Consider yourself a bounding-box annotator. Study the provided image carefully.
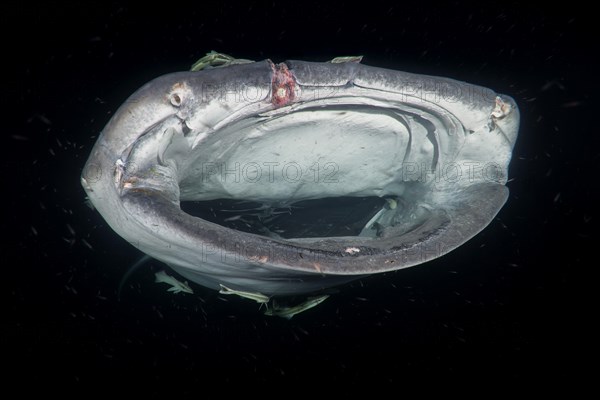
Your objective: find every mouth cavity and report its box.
[169,100,441,243]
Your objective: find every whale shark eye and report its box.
[170,92,182,107]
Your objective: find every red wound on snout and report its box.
[271,62,296,107]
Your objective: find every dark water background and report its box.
[3,1,594,393]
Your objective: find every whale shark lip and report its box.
[82,58,519,296]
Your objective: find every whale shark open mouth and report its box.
[81,56,519,297]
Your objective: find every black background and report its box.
[3,1,595,393]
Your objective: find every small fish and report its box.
[190,51,254,72]
[264,295,330,319]
[155,270,193,294]
[218,284,270,303]
[330,55,363,64]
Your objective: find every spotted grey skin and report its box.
[81,59,519,296]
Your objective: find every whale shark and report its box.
[81,54,519,298]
